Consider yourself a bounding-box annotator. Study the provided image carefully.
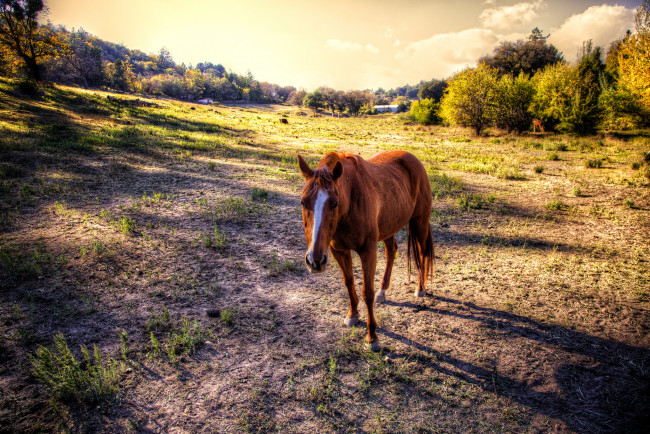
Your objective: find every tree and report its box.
[530,46,604,136]
[494,72,534,133]
[572,41,606,134]
[417,79,447,102]
[0,0,59,81]
[319,86,343,116]
[303,90,324,111]
[184,68,205,97]
[617,0,650,115]
[440,64,499,135]
[605,31,631,79]
[287,89,307,106]
[156,47,174,71]
[47,27,103,87]
[479,28,563,77]
[276,85,296,103]
[106,58,135,91]
[343,90,367,116]
[409,98,441,125]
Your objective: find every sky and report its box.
[43,0,642,91]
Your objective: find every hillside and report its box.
[0,79,649,432]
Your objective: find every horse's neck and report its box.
[338,161,372,219]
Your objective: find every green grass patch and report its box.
[164,317,207,365]
[30,333,124,405]
[251,187,268,201]
[545,199,567,211]
[456,193,495,211]
[428,172,464,199]
[584,158,603,169]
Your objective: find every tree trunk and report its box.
[23,56,41,81]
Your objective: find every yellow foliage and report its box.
[618,33,650,111]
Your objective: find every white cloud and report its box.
[384,26,394,38]
[365,44,379,54]
[483,0,496,5]
[325,39,363,52]
[393,39,401,47]
[396,28,502,80]
[479,0,544,30]
[326,39,379,54]
[549,5,635,60]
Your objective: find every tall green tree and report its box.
[494,72,534,133]
[303,90,324,111]
[343,90,368,116]
[530,44,605,135]
[572,41,606,134]
[318,86,342,116]
[417,79,447,102]
[479,28,563,77]
[440,64,499,135]
[0,0,59,81]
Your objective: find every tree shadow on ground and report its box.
[381,296,650,433]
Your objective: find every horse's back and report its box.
[367,150,431,197]
[364,151,432,238]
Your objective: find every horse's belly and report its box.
[377,198,415,240]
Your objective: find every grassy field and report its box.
[0,77,649,433]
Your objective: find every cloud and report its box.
[479,0,544,30]
[548,5,635,60]
[396,28,502,80]
[365,44,379,54]
[325,39,379,54]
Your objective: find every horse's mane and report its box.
[317,152,359,173]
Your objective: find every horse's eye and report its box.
[300,199,305,207]
[332,200,338,209]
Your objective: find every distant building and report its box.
[198,98,213,104]
[375,105,399,113]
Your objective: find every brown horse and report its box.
[297,151,434,351]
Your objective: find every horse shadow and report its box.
[379,296,650,432]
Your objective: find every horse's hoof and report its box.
[375,290,386,304]
[344,317,359,327]
[414,290,426,298]
[366,341,380,352]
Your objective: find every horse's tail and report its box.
[407,223,435,285]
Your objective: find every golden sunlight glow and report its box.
[44,0,640,89]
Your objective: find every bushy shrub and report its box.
[409,98,441,125]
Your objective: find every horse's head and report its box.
[297,155,343,273]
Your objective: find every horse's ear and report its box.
[297,155,313,179]
[332,161,343,180]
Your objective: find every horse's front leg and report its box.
[330,246,359,326]
[359,242,380,351]
[375,236,397,304]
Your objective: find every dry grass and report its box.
[0,78,649,432]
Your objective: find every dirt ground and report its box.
[0,83,649,433]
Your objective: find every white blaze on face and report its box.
[308,188,329,262]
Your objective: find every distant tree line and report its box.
[1,0,647,132]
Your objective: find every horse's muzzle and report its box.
[305,252,327,273]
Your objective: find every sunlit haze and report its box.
[44,0,642,90]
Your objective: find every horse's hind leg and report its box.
[330,246,359,326]
[375,236,397,304]
[410,217,434,298]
